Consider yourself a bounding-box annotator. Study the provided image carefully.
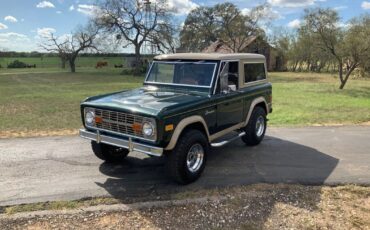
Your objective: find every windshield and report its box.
[145,62,216,87]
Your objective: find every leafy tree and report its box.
[342,14,370,80]
[295,25,335,72]
[269,28,296,71]
[179,6,218,52]
[179,3,264,52]
[303,8,370,89]
[214,3,261,52]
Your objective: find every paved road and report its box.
[0,126,369,206]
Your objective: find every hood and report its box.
[83,87,209,116]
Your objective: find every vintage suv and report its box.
[79,53,272,184]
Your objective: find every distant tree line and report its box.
[272,9,370,89]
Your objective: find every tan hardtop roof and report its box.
[154,53,265,61]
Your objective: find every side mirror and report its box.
[228,84,237,91]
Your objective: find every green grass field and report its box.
[0,68,142,137]
[0,69,369,137]
[268,72,370,126]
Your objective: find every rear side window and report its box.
[244,63,266,83]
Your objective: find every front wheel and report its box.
[91,141,129,162]
[242,106,267,146]
[166,129,208,184]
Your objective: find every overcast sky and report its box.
[0,0,369,52]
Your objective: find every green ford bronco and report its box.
[80,53,272,184]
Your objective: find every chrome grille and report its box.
[94,109,144,137]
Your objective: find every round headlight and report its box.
[85,111,95,125]
[142,122,154,136]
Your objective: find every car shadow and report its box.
[96,136,339,203]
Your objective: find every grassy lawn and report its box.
[268,72,370,126]
[0,68,143,137]
[0,70,369,137]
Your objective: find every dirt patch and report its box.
[311,123,346,127]
[310,122,370,127]
[360,121,370,126]
[0,129,79,139]
[1,184,369,229]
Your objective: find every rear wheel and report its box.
[242,106,267,146]
[91,141,129,162]
[166,129,208,184]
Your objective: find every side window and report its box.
[216,61,239,94]
[244,63,266,83]
[228,62,239,91]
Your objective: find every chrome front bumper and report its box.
[79,129,163,157]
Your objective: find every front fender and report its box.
[164,115,210,150]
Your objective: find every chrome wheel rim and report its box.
[186,143,204,173]
[255,116,265,137]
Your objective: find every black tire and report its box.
[242,106,267,146]
[91,141,129,162]
[166,129,208,184]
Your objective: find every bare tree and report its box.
[93,0,175,74]
[147,23,179,54]
[41,25,99,72]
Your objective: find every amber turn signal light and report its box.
[165,124,174,131]
[132,123,142,132]
[95,117,102,123]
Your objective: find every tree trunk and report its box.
[339,64,357,89]
[317,61,325,73]
[298,62,302,72]
[338,62,343,82]
[133,45,142,76]
[292,61,298,72]
[61,58,66,69]
[332,62,337,73]
[339,72,349,89]
[69,58,76,73]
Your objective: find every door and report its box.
[216,93,243,131]
[215,61,243,132]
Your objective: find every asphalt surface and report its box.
[0,126,369,206]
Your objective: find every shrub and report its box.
[120,68,146,75]
[7,60,28,68]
